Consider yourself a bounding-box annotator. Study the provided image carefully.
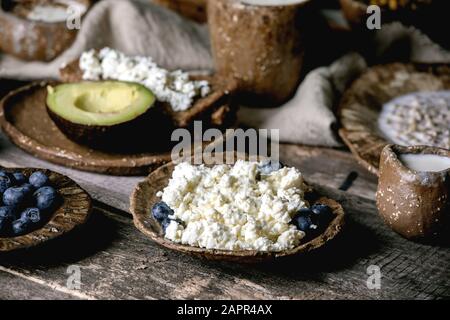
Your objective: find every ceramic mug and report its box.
[376,144,450,241]
[207,0,311,107]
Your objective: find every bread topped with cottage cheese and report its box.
[59,48,237,128]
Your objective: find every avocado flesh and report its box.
[46,81,156,126]
[46,81,168,151]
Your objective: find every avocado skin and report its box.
[47,105,172,152]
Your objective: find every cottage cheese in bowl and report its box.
[156,160,309,252]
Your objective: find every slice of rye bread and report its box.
[59,59,239,129]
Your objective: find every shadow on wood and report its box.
[0,207,118,266]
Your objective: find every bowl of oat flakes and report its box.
[338,63,450,175]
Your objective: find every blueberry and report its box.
[291,208,319,232]
[291,214,313,232]
[297,207,312,216]
[0,217,11,235]
[3,187,29,207]
[11,218,32,236]
[21,183,35,195]
[311,204,333,217]
[29,171,49,188]
[258,160,284,175]
[0,170,16,182]
[0,170,14,179]
[34,186,58,211]
[0,206,16,218]
[13,172,27,185]
[311,204,333,225]
[161,218,171,232]
[20,208,41,223]
[151,202,173,222]
[0,175,14,194]
[0,206,16,235]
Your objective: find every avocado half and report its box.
[46,81,163,150]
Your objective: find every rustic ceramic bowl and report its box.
[130,153,345,263]
[0,0,91,61]
[0,166,92,252]
[338,63,450,175]
[376,145,450,241]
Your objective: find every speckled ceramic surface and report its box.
[376,144,450,240]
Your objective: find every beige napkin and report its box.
[1,0,449,147]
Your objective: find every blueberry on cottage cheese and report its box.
[20,208,41,223]
[29,171,49,188]
[34,186,58,211]
[3,187,29,207]
[161,218,172,232]
[13,172,27,185]
[151,202,173,222]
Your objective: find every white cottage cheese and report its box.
[79,48,210,112]
[158,160,308,252]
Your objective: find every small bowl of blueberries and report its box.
[0,167,92,251]
[0,169,60,237]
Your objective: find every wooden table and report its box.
[0,84,449,300]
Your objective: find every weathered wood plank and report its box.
[0,193,448,300]
[0,133,378,214]
[280,144,378,200]
[0,269,80,300]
